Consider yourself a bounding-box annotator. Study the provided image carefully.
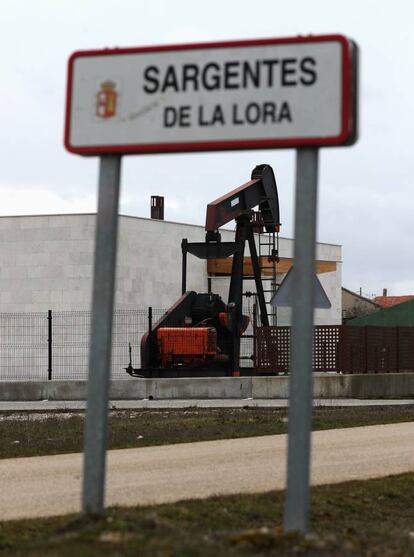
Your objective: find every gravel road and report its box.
[0,421,413,521]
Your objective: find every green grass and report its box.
[0,405,413,460]
[1,473,413,556]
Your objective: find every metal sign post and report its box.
[283,147,319,533]
[82,154,121,513]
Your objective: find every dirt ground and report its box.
[0,421,413,521]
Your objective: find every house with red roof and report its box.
[373,294,414,308]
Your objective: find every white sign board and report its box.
[65,35,357,155]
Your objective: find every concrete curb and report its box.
[1,373,414,401]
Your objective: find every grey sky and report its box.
[1,0,413,296]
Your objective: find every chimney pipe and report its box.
[151,196,164,220]
[383,288,387,297]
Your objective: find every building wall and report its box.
[342,288,379,322]
[0,214,209,312]
[0,214,342,324]
[0,214,95,312]
[116,215,209,309]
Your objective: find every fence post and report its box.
[47,309,52,381]
[252,302,257,371]
[396,327,400,373]
[148,307,153,370]
[364,326,368,373]
[148,306,153,336]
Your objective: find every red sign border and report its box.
[64,34,356,155]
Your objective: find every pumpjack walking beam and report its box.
[205,165,280,234]
[206,165,280,308]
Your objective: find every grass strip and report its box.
[0,473,413,556]
[0,405,413,460]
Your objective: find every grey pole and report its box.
[283,147,318,533]
[82,154,122,514]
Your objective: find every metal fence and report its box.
[0,306,256,381]
[255,325,414,374]
[2,311,412,381]
[255,325,340,374]
[0,309,164,381]
[339,325,414,374]
[0,312,49,381]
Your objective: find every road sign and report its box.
[65,34,359,530]
[271,266,331,309]
[65,35,357,155]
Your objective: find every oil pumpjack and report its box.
[126,164,281,378]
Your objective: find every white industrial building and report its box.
[0,213,342,325]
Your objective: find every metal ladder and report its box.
[258,225,279,326]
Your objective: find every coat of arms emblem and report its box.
[96,80,117,118]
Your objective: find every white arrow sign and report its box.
[270,266,331,309]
